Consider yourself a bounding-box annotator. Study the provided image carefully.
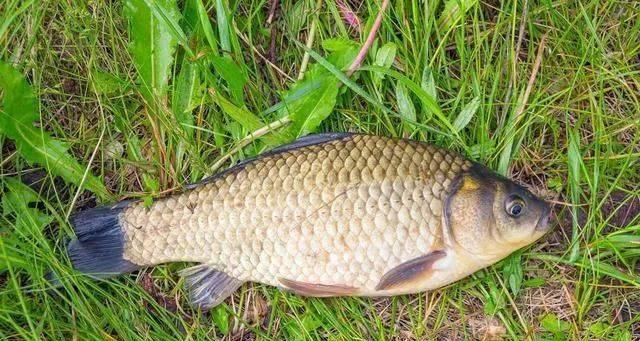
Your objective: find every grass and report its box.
[1,0,639,339]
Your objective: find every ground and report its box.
[0,0,639,340]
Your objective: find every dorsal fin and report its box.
[178,265,244,310]
[267,133,355,154]
[187,133,355,189]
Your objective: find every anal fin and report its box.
[278,278,359,297]
[179,265,243,310]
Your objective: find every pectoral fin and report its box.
[278,278,359,297]
[375,250,446,291]
[179,265,244,310]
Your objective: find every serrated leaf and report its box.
[453,96,480,132]
[125,0,179,105]
[0,62,107,197]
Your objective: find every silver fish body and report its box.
[65,133,551,309]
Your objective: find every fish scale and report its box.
[119,134,470,292]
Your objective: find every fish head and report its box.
[444,164,551,263]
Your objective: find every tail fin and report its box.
[65,201,140,279]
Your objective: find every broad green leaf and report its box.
[374,42,397,68]
[283,77,340,137]
[421,66,437,101]
[452,96,480,132]
[211,91,263,131]
[2,178,40,216]
[523,277,546,288]
[482,280,506,315]
[141,0,190,54]
[374,42,396,84]
[125,0,179,105]
[395,83,416,128]
[210,56,247,106]
[279,40,358,139]
[181,0,199,35]
[540,313,571,335]
[502,251,523,295]
[284,312,322,341]
[322,38,355,52]
[0,62,107,197]
[298,44,452,138]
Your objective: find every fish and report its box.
[61,133,551,309]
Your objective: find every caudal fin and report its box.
[65,201,140,279]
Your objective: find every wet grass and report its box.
[1,0,639,339]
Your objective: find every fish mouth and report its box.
[535,204,552,231]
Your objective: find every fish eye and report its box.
[506,196,526,217]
